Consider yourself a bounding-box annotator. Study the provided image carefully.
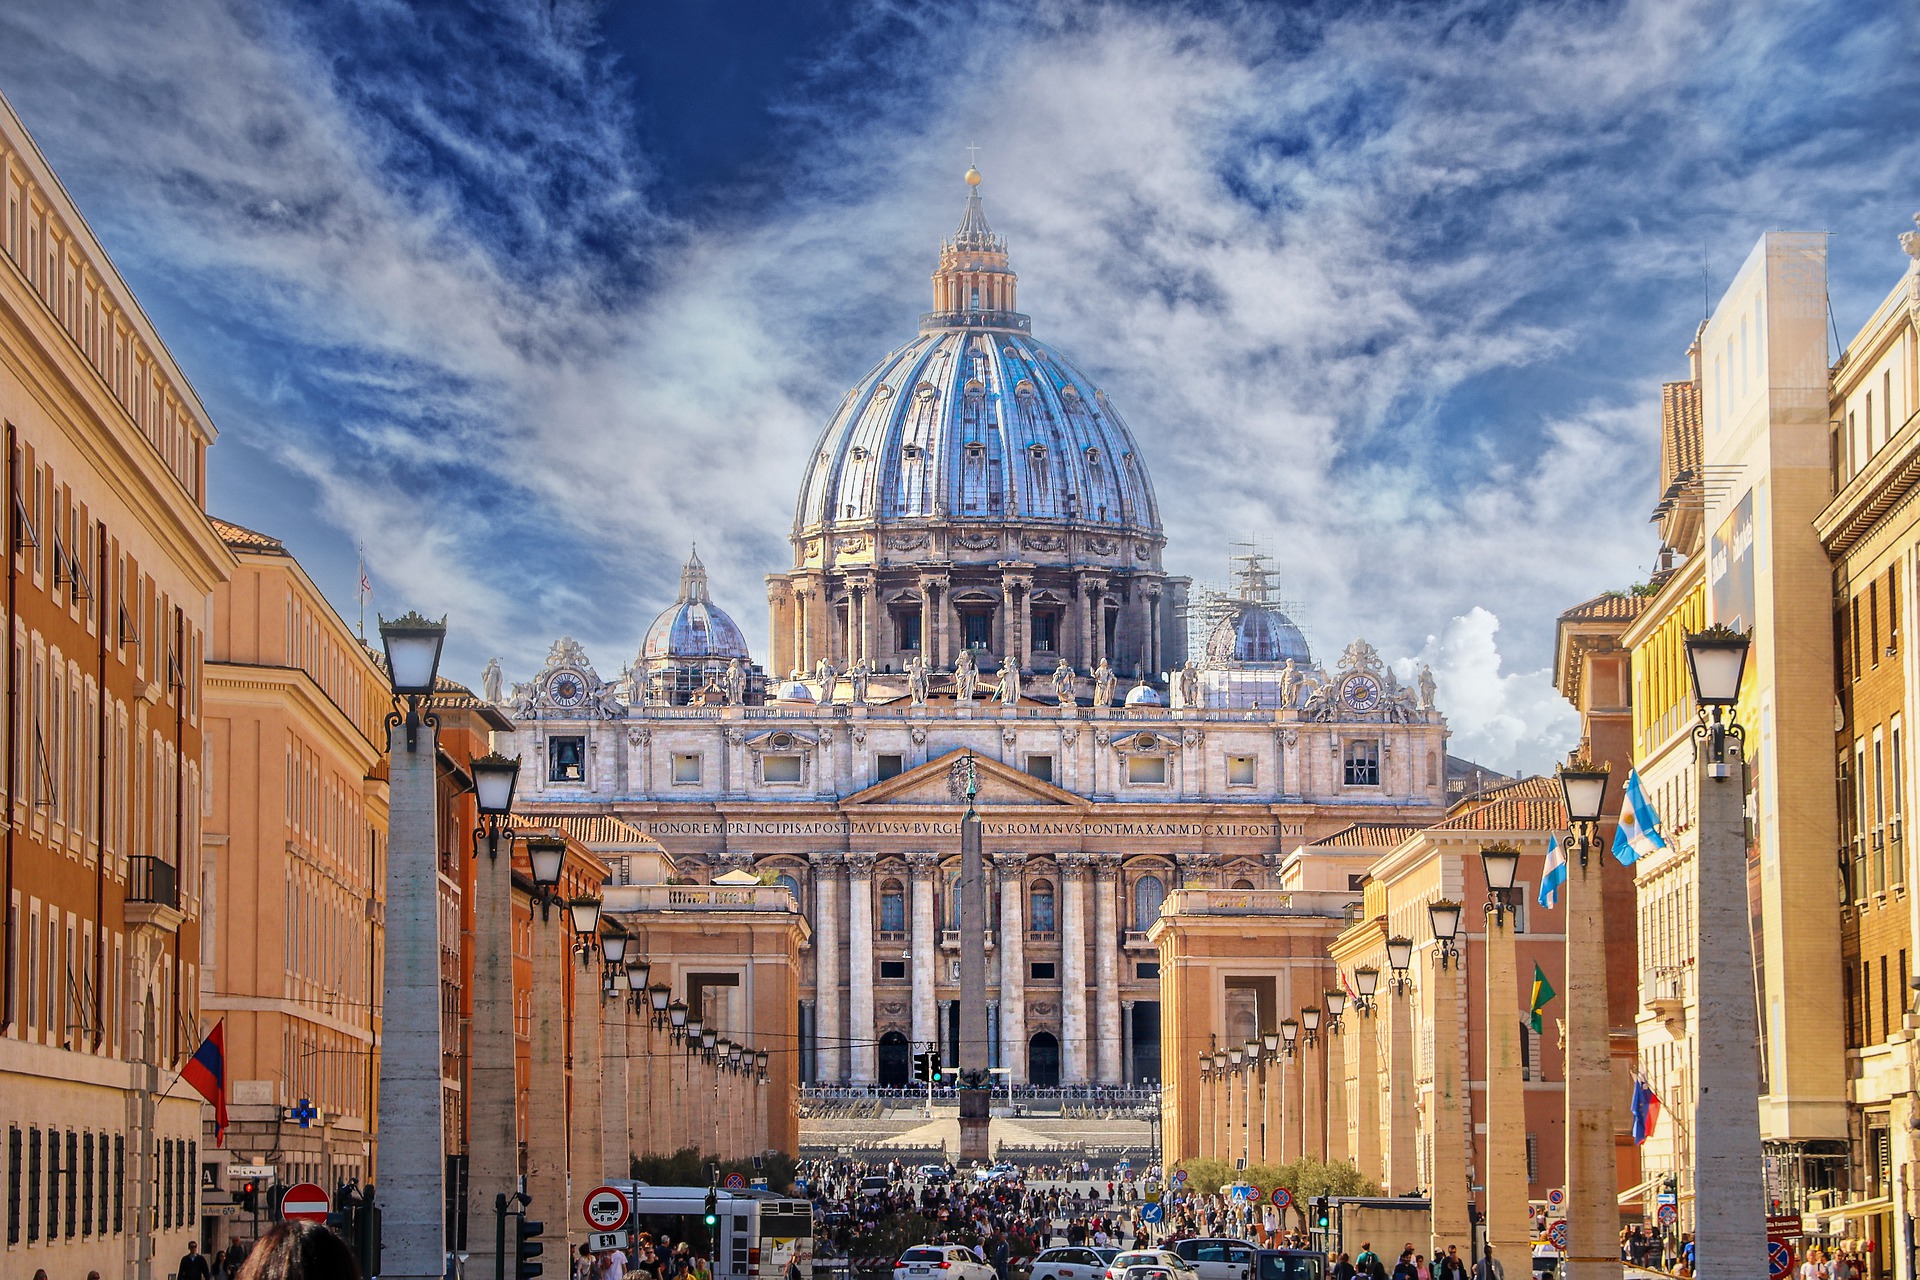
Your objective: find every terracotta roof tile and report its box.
[209,516,287,555]
[1308,822,1430,849]
[1558,591,1650,623]
[1434,774,1566,832]
[1661,380,1702,488]
[538,813,663,849]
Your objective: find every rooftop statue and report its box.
[1092,659,1116,708]
[996,660,1021,706]
[481,657,504,705]
[905,655,929,706]
[1052,659,1076,707]
[955,648,979,702]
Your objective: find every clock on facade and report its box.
[549,672,587,708]
[1339,672,1383,713]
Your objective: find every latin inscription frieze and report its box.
[636,817,1304,840]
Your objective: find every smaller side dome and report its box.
[642,548,751,661]
[1123,683,1164,707]
[772,674,816,704]
[1206,603,1313,667]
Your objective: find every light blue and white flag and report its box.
[1611,768,1668,866]
[1538,837,1568,909]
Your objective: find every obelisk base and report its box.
[960,1089,992,1163]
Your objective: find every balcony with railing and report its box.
[939,929,995,951]
[126,855,184,931]
[1158,887,1357,919]
[601,883,806,914]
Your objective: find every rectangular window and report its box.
[762,754,803,784]
[876,754,904,781]
[1895,720,1907,851]
[896,611,921,652]
[45,1125,57,1241]
[546,735,585,783]
[161,1137,171,1230]
[1872,581,1881,665]
[1347,874,1367,892]
[1025,754,1054,784]
[25,1127,37,1242]
[1031,612,1057,653]
[113,1134,122,1232]
[1855,596,1864,680]
[1883,956,1892,1046]
[1892,564,1902,655]
[1127,755,1167,785]
[63,1131,75,1237]
[98,1134,109,1235]
[7,1126,18,1245]
[878,960,906,980]
[1525,1132,1539,1182]
[1136,962,1160,980]
[670,753,701,784]
[81,1131,92,1236]
[1030,962,1057,981]
[1519,1023,1532,1081]
[1227,755,1256,786]
[962,612,993,651]
[1343,740,1381,787]
[1875,732,1888,892]
[1865,961,1875,1044]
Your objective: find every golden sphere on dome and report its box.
[964,166,982,186]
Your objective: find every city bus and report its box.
[610,1183,815,1280]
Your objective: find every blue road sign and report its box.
[1141,1204,1164,1224]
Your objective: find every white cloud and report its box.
[1400,607,1581,777]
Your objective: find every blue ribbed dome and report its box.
[795,329,1161,535]
[642,549,750,661]
[1206,603,1312,666]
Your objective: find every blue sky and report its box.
[1,0,1915,774]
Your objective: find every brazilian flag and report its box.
[1529,963,1556,1033]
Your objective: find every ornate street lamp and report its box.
[1480,842,1522,928]
[469,752,522,860]
[1385,936,1414,995]
[651,985,673,1028]
[1686,625,1751,777]
[1262,1031,1280,1057]
[1228,1047,1244,1068]
[526,836,566,920]
[1245,1038,1262,1066]
[1323,988,1347,1034]
[700,1027,718,1057]
[684,1017,704,1052]
[1557,759,1612,868]
[1300,1006,1321,1048]
[1213,1050,1228,1074]
[1352,967,1379,1016]
[379,612,446,752]
[1279,1019,1299,1058]
[569,892,604,967]
[1428,899,1463,968]
[756,1049,769,1081]
[601,929,629,968]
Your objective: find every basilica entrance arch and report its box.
[878,1031,910,1086]
[1028,1031,1060,1088]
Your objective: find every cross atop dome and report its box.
[930,160,1021,331]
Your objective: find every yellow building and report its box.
[1813,234,1920,1273]
[0,88,233,1278]
[199,518,390,1239]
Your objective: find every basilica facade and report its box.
[500,170,1452,1087]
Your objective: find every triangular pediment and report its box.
[845,749,1085,808]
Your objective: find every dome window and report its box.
[1014,378,1037,398]
[965,442,986,460]
[903,445,923,460]
[1028,444,1048,460]
[850,446,869,461]
[1060,383,1081,401]
[1085,447,1101,465]
[915,382,938,401]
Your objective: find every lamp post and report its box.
[526,837,565,920]
[1559,758,1621,1280]
[1279,1020,1303,1163]
[1300,1007,1324,1161]
[1350,967,1384,1186]
[1323,988,1349,1164]
[1480,844,1529,1265]
[375,612,448,1280]
[568,892,605,968]
[1683,626,1765,1278]
[1228,1046,1247,1168]
[1382,938,1418,1193]
[1214,1049,1230,1164]
[1199,1049,1216,1161]
[466,749,522,1280]
[1426,901,1469,1260]
[1260,1031,1281,1166]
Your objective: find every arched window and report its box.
[945,871,961,929]
[1133,875,1165,931]
[1232,878,1256,891]
[879,878,906,934]
[1029,879,1056,933]
[775,873,802,910]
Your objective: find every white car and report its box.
[1169,1239,1257,1280]
[1106,1251,1197,1280]
[1033,1248,1115,1280]
[897,1246,997,1280]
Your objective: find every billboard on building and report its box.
[1708,490,1756,632]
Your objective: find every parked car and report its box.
[1530,1246,1560,1280]
[974,1162,1022,1183]
[919,1164,951,1185]
[1033,1247,1115,1280]
[897,1246,997,1280]
[859,1174,892,1198]
[1254,1250,1324,1280]
[1169,1239,1258,1280]
[1106,1251,1197,1280]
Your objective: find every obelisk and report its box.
[953,752,992,1161]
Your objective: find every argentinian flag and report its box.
[1537,837,1567,909]
[1611,768,1668,866]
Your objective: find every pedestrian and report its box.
[1435,1245,1468,1280]
[1470,1245,1503,1280]
[577,1242,598,1280]
[233,1221,362,1280]
[1392,1248,1418,1280]
[181,1240,216,1280]
[1356,1242,1378,1276]
[1413,1253,1431,1280]
[1333,1254,1356,1280]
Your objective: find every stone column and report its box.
[377,724,445,1279]
[1264,1051,1284,1166]
[847,854,877,1081]
[814,856,844,1082]
[1429,952,1469,1263]
[525,905,568,1258]
[1302,1030,1325,1160]
[1219,1063,1236,1165]
[1285,1043,1305,1162]
[466,834,517,1280]
[569,963,606,1252]
[1324,1023,1348,1165]
[1144,586,1162,679]
[1077,580,1094,671]
[602,992,631,1182]
[793,586,810,675]
[1568,838,1623,1279]
[631,1013,658,1161]
[1122,1001,1135,1086]
[1354,1004,1384,1186]
[997,853,1029,1084]
[908,851,939,1053]
[1092,585,1107,670]
[999,576,1015,668]
[1059,855,1090,1083]
[1019,578,1034,671]
[1693,739,1766,1279]
[1387,981,1418,1193]
[1094,857,1122,1083]
[1199,1063,1216,1160]
[1485,903,1529,1266]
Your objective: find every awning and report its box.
[1617,1175,1665,1205]
[1822,1196,1893,1223]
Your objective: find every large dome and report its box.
[1206,602,1312,666]
[641,549,749,661]
[795,329,1161,535]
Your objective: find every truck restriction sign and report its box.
[584,1185,631,1231]
[280,1182,330,1224]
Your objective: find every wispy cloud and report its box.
[1,0,1915,774]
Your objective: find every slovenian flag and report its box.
[1611,769,1668,866]
[1538,837,1567,910]
[1631,1076,1662,1144]
[182,1020,228,1143]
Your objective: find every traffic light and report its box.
[1311,1197,1329,1230]
[240,1181,259,1213]
[704,1186,719,1228]
[515,1213,545,1279]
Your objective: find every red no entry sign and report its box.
[281,1182,329,1223]
[584,1185,631,1231]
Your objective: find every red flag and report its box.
[182,1020,228,1143]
